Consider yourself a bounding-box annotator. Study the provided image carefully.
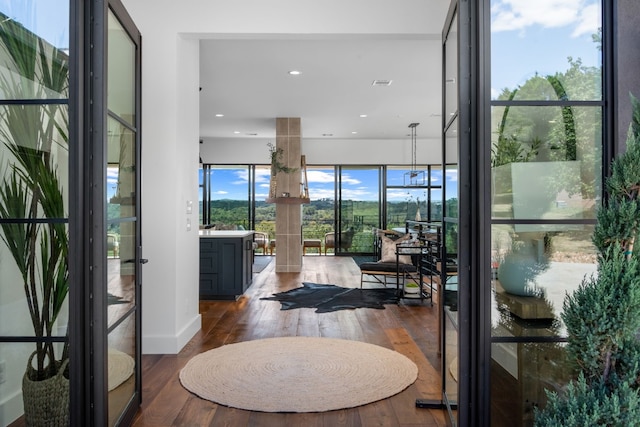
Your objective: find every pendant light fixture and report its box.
[404,122,425,186]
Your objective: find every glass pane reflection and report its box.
[491,342,571,427]
[107,246,136,330]
[107,314,136,426]
[444,11,458,121]
[107,10,136,126]
[107,118,136,215]
[491,106,602,221]
[445,165,458,219]
[0,342,71,423]
[490,0,602,100]
[444,308,459,409]
[491,224,597,337]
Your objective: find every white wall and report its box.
[201,137,442,165]
[121,0,446,354]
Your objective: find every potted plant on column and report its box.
[0,15,70,425]
[267,141,298,199]
[535,95,640,425]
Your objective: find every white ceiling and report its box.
[198,16,449,144]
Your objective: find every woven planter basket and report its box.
[22,352,69,427]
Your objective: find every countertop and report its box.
[199,230,255,238]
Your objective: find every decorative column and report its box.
[274,117,303,272]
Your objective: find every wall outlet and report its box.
[0,360,6,384]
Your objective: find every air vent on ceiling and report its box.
[371,79,392,86]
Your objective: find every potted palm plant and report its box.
[0,15,70,426]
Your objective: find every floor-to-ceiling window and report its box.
[200,165,252,229]
[302,166,335,252]
[486,1,604,425]
[337,166,381,254]
[201,163,448,256]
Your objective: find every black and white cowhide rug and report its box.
[260,282,399,313]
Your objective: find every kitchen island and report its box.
[199,230,254,300]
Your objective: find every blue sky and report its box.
[201,167,455,203]
[491,0,601,98]
[0,1,69,49]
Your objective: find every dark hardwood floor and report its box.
[132,255,447,427]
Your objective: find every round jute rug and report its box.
[179,336,418,412]
[108,348,134,392]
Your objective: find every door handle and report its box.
[140,258,149,264]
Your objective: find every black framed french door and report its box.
[417,1,486,425]
[83,0,143,425]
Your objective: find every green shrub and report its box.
[535,94,640,425]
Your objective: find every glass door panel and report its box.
[337,167,381,255]
[444,303,459,420]
[106,4,141,425]
[442,220,459,413]
[441,3,459,425]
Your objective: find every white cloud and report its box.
[572,4,600,38]
[255,168,271,183]
[307,170,335,183]
[308,187,335,199]
[341,174,361,186]
[387,189,410,201]
[340,188,374,200]
[491,0,599,37]
[232,169,249,185]
[214,190,228,195]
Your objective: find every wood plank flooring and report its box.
[132,256,447,427]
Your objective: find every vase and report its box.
[22,352,70,427]
[497,252,547,297]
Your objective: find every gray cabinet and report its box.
[199,232,253,300]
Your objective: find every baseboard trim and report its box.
[0,389,23,426]
[142,314,201,354]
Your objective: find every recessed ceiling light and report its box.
[215,114,224,117]
[359,114,367,118]
[288,70,301,75]
[233,131,240,134]
[351,131,358,134]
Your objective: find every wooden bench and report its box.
[303,239,322,255]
